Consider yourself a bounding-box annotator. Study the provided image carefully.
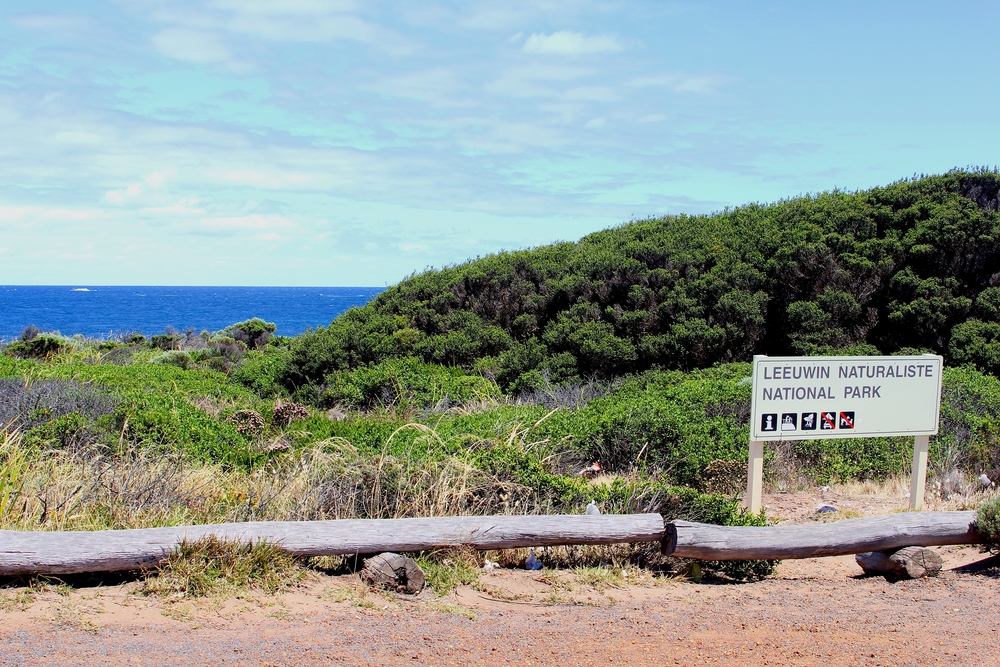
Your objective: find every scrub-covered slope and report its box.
[283,170,1000,395]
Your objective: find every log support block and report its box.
[856,546,944,579]
[360,553,426,594]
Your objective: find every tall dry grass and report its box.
[0,427,537,532]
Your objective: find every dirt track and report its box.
[2,493,998,667]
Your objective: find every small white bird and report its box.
[585,500,601,515]
[979,473,995,488]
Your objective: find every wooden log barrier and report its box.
[663,511,980,560]
[0,511,985,576]
[0,514,665,576]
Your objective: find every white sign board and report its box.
[750,355,943,441]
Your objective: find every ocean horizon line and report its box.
[0,285,386,339]
[0,284,385,288]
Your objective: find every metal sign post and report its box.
[746,354,943,513]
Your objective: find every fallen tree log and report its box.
[856,546,944,579]
[663,511,980,560]
[0,514,664,576]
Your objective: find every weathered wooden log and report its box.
[856,546,944,578]
[0,513,664,576]
[360,553,425,594]
[665,511,980,560]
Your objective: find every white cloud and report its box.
[584,116,605,129]
[563,86,617,102]
[0,205,102,224]
[140,198,204,217]
[226,13,378,43]
[628,73,729,94]
[372,68,473,107]
[208,168,319,189]
[8,14,96,36]
[47,131,103,145]
[104,183,143,205]
[208,0,359,15]
[152,28,231,63]
[486,63,593,98]
[523,32,625,56]
[198,214,295,232]
[145,169,175,188]
[150,0,403,50]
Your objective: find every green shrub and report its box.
[230,348,290,397]
[23,412,103,449]
[151,350,195,370]
[4,334,67,359]
[528,365,752,486]
[228,318,277,350]
[191,337,246,373]
[319,358,501,410]
[975,496,1000,553]
[950,319,1000,375]
[699,507,777,580]
[149,333,183,350]
[0,360,255,465]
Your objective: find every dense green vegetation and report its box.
[278,170,1000,395]
[5,171,1000,581]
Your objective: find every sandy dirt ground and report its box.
[2,492,998,667]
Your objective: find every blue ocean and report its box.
[0,286,385,340]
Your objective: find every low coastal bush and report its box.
[150,349,195,370]
[0,355,253,464]
[230,348,290,397]
[227,317,277,350]
[0,378,118,432]
[975,496,1000,553]
[4,334,70,359]
[316,357,501,410]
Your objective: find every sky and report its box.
[1,1,999,286]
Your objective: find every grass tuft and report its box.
[415,547,481,596]
[140,536,305,599]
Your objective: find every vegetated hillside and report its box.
[281,169,1000,398]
